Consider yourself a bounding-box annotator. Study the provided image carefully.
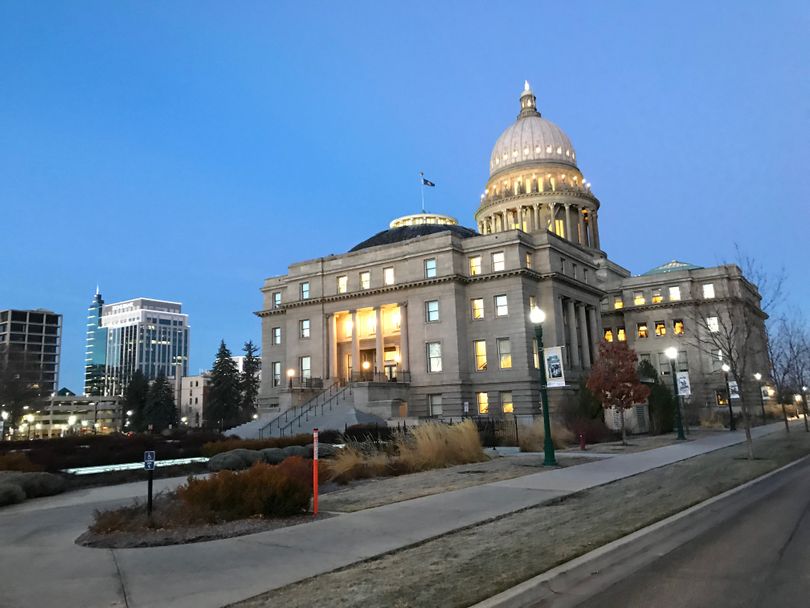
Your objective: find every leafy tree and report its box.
[0,356,39,433]
[239,340,261,423]
[638,360,676,435]
[143,374,177,432]
[123,370,150,432]
[587,341,650,445]
[206,340,241,431]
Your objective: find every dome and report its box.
[350,223,477,252]
[489,82,577,177]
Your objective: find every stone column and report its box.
[329,314,338,379]
[399,303,409,373]
[564,203,572,241]
[567,299,580,369]
[578,304,591,368]
[350,309,359,378]
[549,203,556,234]
[375,307,384,375]
[592,211,600,249]
[587,306,600,362]
[533,204,540,232]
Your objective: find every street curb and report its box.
[471,451,810,608]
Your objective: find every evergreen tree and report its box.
[638,360,676,435]
[143,374,178,432]
[123,370,150,432]
[207,340,241,431]
[239,340,261,423]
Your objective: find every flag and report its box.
[421,177,435,187]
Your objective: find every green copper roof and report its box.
[641,260,704,276]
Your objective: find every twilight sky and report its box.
[1,1,807,391]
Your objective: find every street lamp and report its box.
[721,364,736,431]
[754,372,766,424]
[530,306,556,466]
[287,368,295,389]
[664,347,686,440]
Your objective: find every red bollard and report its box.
[312,428,319,517]
[579,433,586,451]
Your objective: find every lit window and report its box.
[272,292,282,308]
[633,291,645,306]
[492,252,505,272]
[703,284,716,299]
[495,295,508,317]
[525,253,533,269]
[272,361,281,387]
[272,327,281,345]
[471,298,485,320]
[497,338,512,369]
[604,329,614,342]
[426,342,442,372]
[428,394,443,417]
[424,258,437,278]
[469,256,482,276]
[707,316,720,333]
[532,337,540,368]
[669,286,681,301]
[300,282,310,300]
[425,300,439,323]
[477,392,489,414]
[299,319,311,338]
[613,296,624,310]
[529,296,537,311]
[654,321,666,336]
[673,319,684,335]
[652,289,663,304]
[554,219,565,237]
[337,276,347,294]
[474,340,487,371]
[299,356,311,380]
[383,267,395,286]
[637,323,649,339]
[617,327,627,342]
[360,271,371,290]
[501,391,514,414]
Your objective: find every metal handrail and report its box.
[258,379,345,438]
[277,382,353,437]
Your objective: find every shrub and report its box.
[327,447,390,485]
[518,419,575,452]
[179,458,312,520]
[201,434,319,457]
[567,417,614,444]
[0,471,66,498]
[0,483,26,506]
[342,423,396,443]
[397,420,485,473]
[0,452,43,472]
[699,410,726,430]
[260,448,286,464]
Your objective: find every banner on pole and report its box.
[728,381,741,400]
[676,371,691,397]
[544,346,566,388]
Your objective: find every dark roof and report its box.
[349,224,478,252]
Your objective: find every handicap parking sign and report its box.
[144,450,156,471]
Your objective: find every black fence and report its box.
[466,415,520,448]
[349,371,411,383]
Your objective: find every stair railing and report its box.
[277,381,353,436]
[258,379,347,438]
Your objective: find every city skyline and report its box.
[2,1,807,391]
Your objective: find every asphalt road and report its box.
[575,457,810,608]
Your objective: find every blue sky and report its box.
[1,1,807,391]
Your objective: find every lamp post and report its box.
[1,410,8,441]
[287,368,295,389]
[68,414,77,436]
[664,348,687,440]
[754,372,766,425]
[25,413,35,440]
[721,364,735,431]
[530,306,557,467]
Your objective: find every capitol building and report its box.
[256,82,769,428]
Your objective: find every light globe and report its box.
[721,364,730,373]
[664,347,678,360]
[529,307,545,325]
[754,372,762,381]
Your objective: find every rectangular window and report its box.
[707,316,720,333]
[477,392,489,415]
[604,329,614,342]
[529,295,537,311]
[637,323,649,339]
[424,258,437,278]
[299,356,311,380]
[360,271,371,290]
[703,283,716,299]
[677,350,688,372]
[383,267,395,286]
[337,275,348,294]
[495,294,508,317]
[669,286,681,301]
[492,252,505,272]
[425,300,440,323]
[300,282,310,300]
[272,292,282,308]
[426,342,442,372]
[428,394,443,417]
[673,319,685,335]
[617,327,627,342]
[473,340,487,371]
[299,319,311,338]
[272,327,282,345]
[272,362,281,387]
[525,253,533,270]
[633,291,646,306]
[613,296,624,310]
[501,391,514,414]
[560,258,566,274]
[469,256,482,276]
[497,338,512,369]
[654,321,666,337]
[652,289,663,304]
[471,298,485,320]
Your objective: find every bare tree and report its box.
[767,316,799,432]
[783,317,810,432]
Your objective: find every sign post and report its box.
[312,428,319,517]
[144,450,156,516]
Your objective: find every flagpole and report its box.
[419,171,426,213]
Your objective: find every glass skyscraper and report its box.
[84,287,107,396]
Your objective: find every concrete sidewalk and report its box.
[0,422,793,608]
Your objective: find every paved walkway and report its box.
[0,422,793,608]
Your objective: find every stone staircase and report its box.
[224,411,280,439]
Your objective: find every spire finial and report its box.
[518,80,540,119]
[95,284,100,296]
[524,80,531,92]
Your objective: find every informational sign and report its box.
[728,381,741,400]
[463,401,469,414]
[676,372,691,397]
[544,346,566,388]
[144,450,156,471]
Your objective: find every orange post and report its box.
[312,427,319,516]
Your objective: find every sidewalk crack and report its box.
[110,549,130,608]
